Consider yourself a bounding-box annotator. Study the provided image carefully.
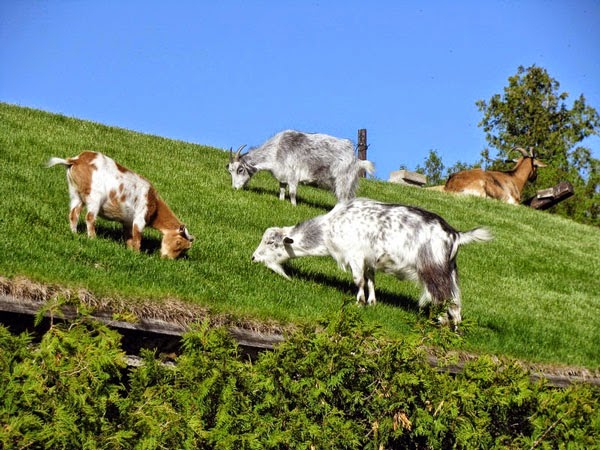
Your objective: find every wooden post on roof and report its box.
[522,181,574,210]
[357,129,367,177]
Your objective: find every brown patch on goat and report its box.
[144,187,181,231]
[116,162,130,174]
[66,151,98,201]
[102,189,124,220]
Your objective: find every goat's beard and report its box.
[265,262,290,280]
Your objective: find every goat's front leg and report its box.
[288,183,298,206]
[125,222,144,252]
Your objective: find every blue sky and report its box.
[2,1,599,180]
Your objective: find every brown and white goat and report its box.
[443,147,547,204]
[47,151,194,259]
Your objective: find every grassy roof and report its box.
[1,102,599,369]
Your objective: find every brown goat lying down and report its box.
[47,151,194,259]
[444,147,546,204]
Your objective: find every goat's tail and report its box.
[46,157,72,168]
[358,160,375,176]
[457,227,494,246]
[449,227,492,260]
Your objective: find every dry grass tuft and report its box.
[0,276,287,334]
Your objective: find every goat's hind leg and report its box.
[278,182,287,201]
[288,182,298,206]
[365,267,377,305]
[69,202,83,233]
[444,270,462,330]
[68,187,83,233]
[424,273,462,330]
[83,196,102,238]
[350,263,367,305]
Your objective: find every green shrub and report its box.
[1,306,599,449]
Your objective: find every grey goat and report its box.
[227,130,375,205]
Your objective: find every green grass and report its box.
[1,102,599,369]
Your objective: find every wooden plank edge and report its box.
[1,294,599,387]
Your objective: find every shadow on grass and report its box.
[81,223,163,256]
[247,186,335,212]
[286,266,421,314]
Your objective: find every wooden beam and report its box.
[0,294,282,357]
[523,181,574,210]
[1,294,598,387]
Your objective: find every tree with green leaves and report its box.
[416,150,482,187]
[415,149,445,186]
[476,65,600,225]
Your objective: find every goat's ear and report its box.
[179,224,195,241]
[283,236,294,245]
[534,160,547,168]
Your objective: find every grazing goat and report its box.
[47,151,194,259]
[444,147,547,204]
[227,130,375,205]
[252,198,492,328]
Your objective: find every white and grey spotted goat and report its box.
[252,198,492,328]
[227,130,375,205]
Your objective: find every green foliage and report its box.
[1,310,600,449]
[416,149,484,186]
[476,65,600,225]
[0,319,128,449]
[415,149,445,186]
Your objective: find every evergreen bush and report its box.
[1,305,599,449]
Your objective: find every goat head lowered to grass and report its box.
[47,151,194,259]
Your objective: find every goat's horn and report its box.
[514,147,529,157]
[235,144,247,160]
[229,147,234,163]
